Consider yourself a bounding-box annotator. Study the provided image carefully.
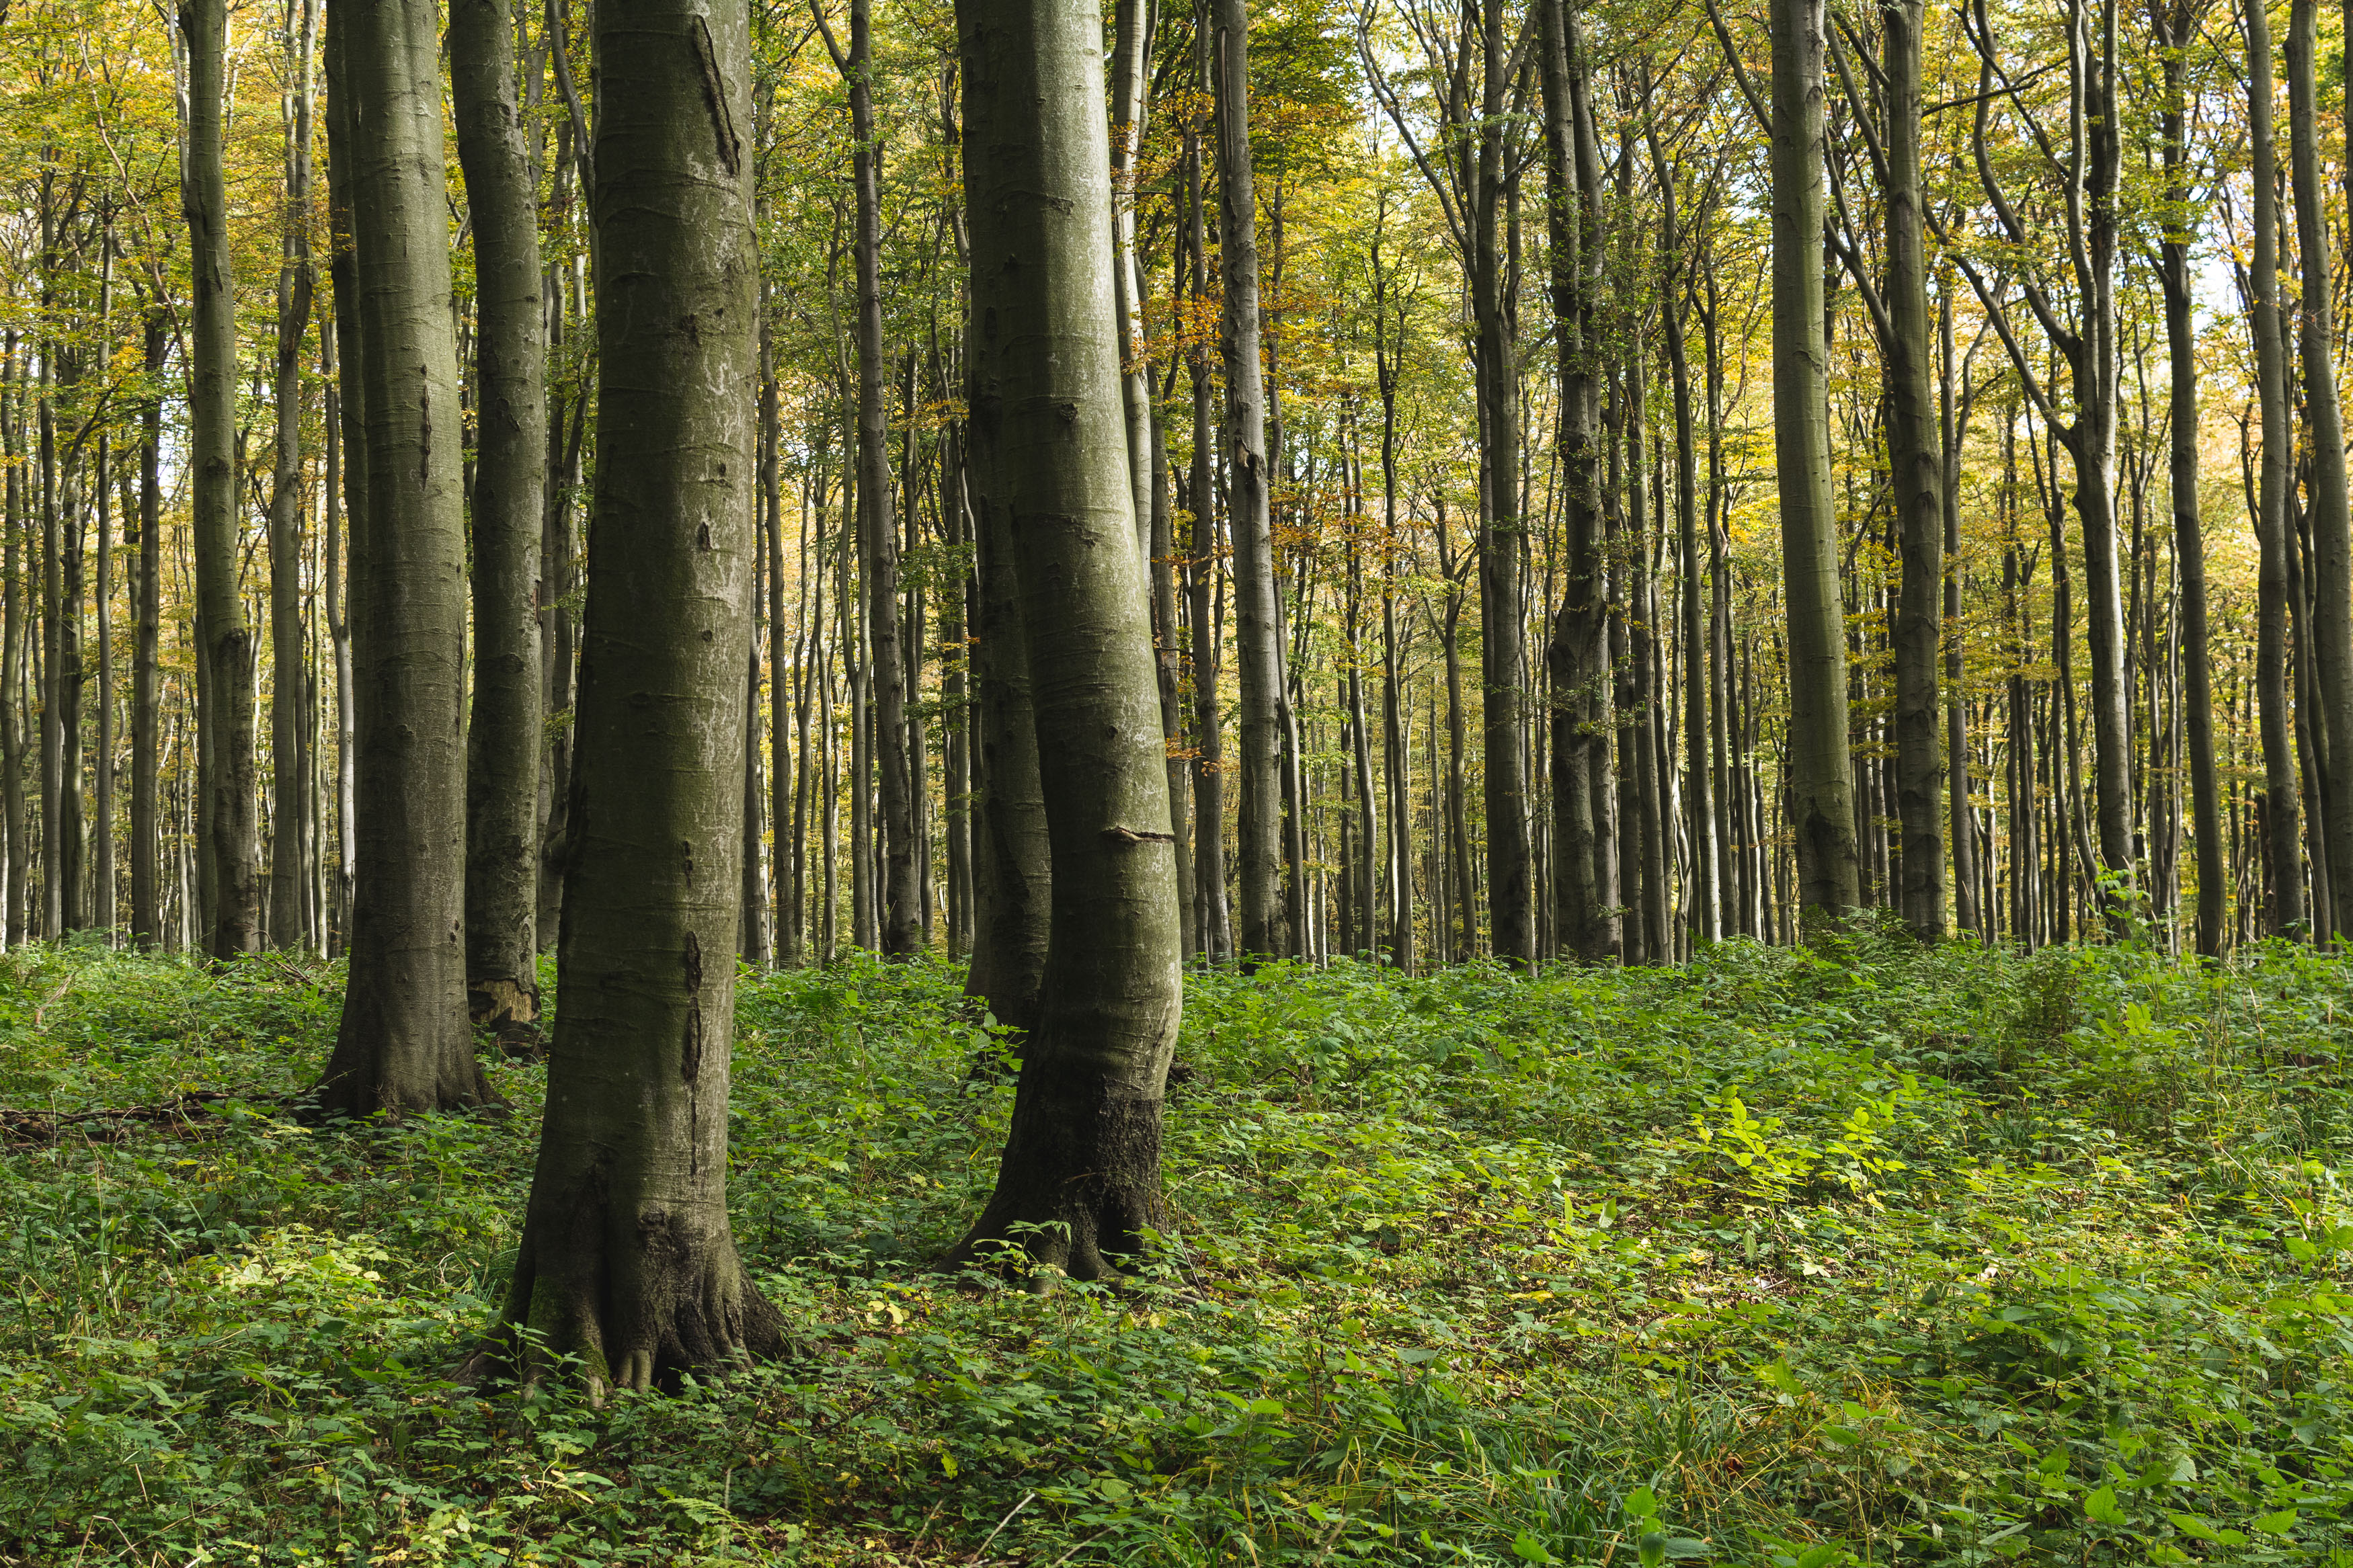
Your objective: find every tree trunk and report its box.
[963,394,1051,1036]
[495,0,781,1392]
[313,0,494,1116]
[1769,0,1862,919]
[2156,0,2219,954]
[827,0,922,959]
[1185,29,1229,963]
[1539,0,1608,962]
[0,335,20,948]
[455,0,548,1028]
[1212,0,1284,964]
[1885,0,1945,942]
[267,0,319,952]
[2286,0,2353,940]
[951,0,1184,1278]
[2251,0,2306,935]
[131,315,166,948]
[182,0,260,958]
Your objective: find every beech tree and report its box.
[495,0,782,1387]
[312,0,493,1117]
[949,0,1184,1278]
[453,0,547,1034]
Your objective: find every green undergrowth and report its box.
[7,925,2353,1565]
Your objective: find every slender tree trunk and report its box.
[455,0,548,1025]
[1940,292,1977,936]
[266,0,319,951]
[2251,0,2305,934]
[182,0,260,958]
[314,0,495,1116]
[1540,0,1607,961]
[824,0,922,958]
[2155,2,2219,954]
[951,0,1184,1277]
[495,0,781,1390]
[1212,0,1284,964]
[2286,0,2353,940]
[1886,0,1945,941]
[1769,0,1862,919]
[130,316,165,948]
[1185,33,1228,963]
[0,335,20,948]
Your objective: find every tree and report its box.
[2285,0,2353,939]
[495,0,781,1389]
[1769,0,1862,919]
[312,0,493,1116]
[454,0,547,1032]
[1213,0,1286,964]
[180,0,259,958]
[949,0,1185,1278]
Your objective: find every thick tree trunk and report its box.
[455,0,548,1028]
[313,0,494,1116]
[1212,0,1284,964]
[2286,0,2353,940]
[1769,0,1862,919]
[497,0,781,1392]
[951,0,1184,1278]
[182,0,260,958]
[1885,0,1945,942]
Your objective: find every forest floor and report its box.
[3,929,2353,1565]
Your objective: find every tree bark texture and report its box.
[454,0,549,1028]
[953,0,1185,1280]
[313,0,493,1116]
[499,0,781,1391]
[1769,0,1862,918]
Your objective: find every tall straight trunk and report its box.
[95,427,114,937]
[456,0,548,1023]
[2251,0,2306,934]
[951,0,1184,1276]
[825,0,921,957]
[1443,587,1476,956]
[0,336,19,947]
[764,331,799,966]
[1185,28,1229,962]
[1109,0,1156,559]
[324,323,360,958]
[2155,1,2219,954]
[1886,0,1945,941]
[1940,292,1977,936]
[131,316,166,948]
[314,0,494,1116]
[1663,292,1714,946]
[1150,405,1194,958]
[741,629,768,964]
[1769,0,1861,918]
[1540,0,1607,960]
[2286,0,2353,939]
[1472,0,1531,969]
[1375,332,1414,971]
[495,0,781,1389]
[182,0,260,957]
[268,0,319,952]
[1212,0,1284,963]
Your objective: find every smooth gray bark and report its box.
[454,0,548,1027]
[951,0,1184,1278]
[497,0,781,1390]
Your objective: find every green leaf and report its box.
[1624,1487,1661,1519]
[2253,1508,2299,1535]
[1511,1530,1560,1565]
[1757,1358,1804,1397]
[2166,1514,2221,1544]
[2084,1487,2125,1526]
